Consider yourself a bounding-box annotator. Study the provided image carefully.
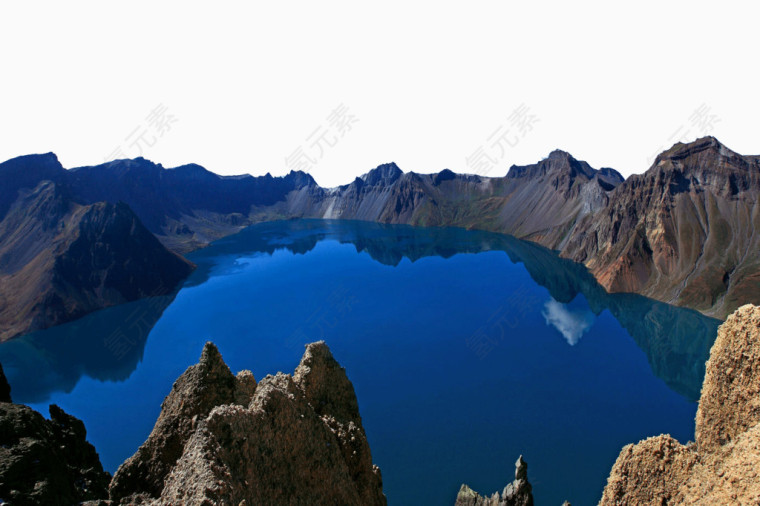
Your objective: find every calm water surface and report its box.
[0,220,720,505]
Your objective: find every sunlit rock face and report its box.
[111,341,386,506]
[600,304,760,505]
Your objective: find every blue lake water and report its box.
[0,220,720,505]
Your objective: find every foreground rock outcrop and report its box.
[0,367,111,505]
[455,455,534,506]
[111,341,386,505]
[600,304,760,504]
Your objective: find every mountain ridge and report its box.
[1,136,757,325]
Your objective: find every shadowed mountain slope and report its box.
[0,179,193,341]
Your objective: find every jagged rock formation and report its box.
[111,341,386,505]
[455,455,534,506]
[0,179,194,341]
[0,380,111,505]
[109,342,241,499]
[600,304,760,505]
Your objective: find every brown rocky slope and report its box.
[563,137,760,319]
[0,180,194,341]
[600,304,760,504]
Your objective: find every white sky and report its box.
[1,1,757,187]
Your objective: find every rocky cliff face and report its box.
[283,153,623,252]
[563,137,760,318]
[0,370,111,505]
[0,180,194,342]
[600,304,760,505]
[455,455,534,506]
[111,341,386,505]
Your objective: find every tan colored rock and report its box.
[600,304,760,505]
[294,341,385,506]
[696,304,760,452]
[599,435,698,505]
[113,341,385,505]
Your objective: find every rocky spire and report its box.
[109,342,239,500]
[455,455,534,506]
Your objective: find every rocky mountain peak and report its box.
[0,152,63,174]
[652,136,755,175]
[109,341,238,500]
[294,340,362,426]
[507,150,596,181]
[362,162,403,186]
[547,149,574,161]
[285,169,319,188]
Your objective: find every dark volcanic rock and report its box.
[0,402,110,505]
[0,362,10,402]
[456,455,534,506]
[112,341,385,505]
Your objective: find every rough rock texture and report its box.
[600,304,760,505]
[601,435,698,505]
[695,304,760,453]
[113,341,385,505]
[455,455,534,506]
[109,342,239,500]
[563,137,760,318]
[0,402,110,505]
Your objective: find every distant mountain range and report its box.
[0,136,757,340]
